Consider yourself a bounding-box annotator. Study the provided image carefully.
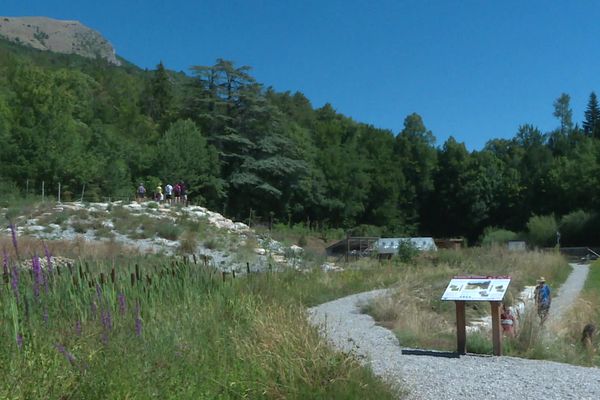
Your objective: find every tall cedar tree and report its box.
[583,91,600,138]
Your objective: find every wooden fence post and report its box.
[491,301,503,356]
[455,301,467,355]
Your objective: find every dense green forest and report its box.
[1,38,600,244]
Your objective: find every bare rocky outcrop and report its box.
[0,16,120,65]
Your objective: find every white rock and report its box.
[232,222,249,232]
[290,245,304,253]
[254,248,267,255]
[153,237,179,247]
[272,255,286,263]
[101,220,114,229]
[25,225,45,232]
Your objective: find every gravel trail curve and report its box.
[308,289,600,400]
[547,263,590,327]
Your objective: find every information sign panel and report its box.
[441,275,511,301]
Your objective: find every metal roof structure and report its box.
[376,237,437,254]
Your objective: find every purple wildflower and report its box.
[16,334,23,349]
[101,308,113,331]
[9,224,19,260]
[74,320,82,336]
[134,302,142,337]
[2,248,8,289]
[2,248,8,276]
[101,332,109,345]
[43,243,53,275]
[55,343,76,365]
[43,307,49,324]
[32,256,43,299]
[10,263,19,299]
[117,292,126,315]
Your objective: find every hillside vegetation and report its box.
[1,37,600,242]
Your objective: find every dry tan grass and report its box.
[0,235,138,261]
[367,247,570,351]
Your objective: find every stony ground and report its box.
[2,201,305,273]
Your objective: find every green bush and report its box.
[480,227,519,246]
[396,240,419,263]
[526,214,558,248]
[559,210,594,246]
[155,222,181,241]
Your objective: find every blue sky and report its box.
[3,1,600,149]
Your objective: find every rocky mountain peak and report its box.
[0,16,120,65]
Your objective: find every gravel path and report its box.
[547,263,590,327]
[309,289,600,400]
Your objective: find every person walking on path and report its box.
[534,277,551,325]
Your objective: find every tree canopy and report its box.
[2,37,600,243]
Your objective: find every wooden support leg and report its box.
[491,301,502,356]
[456,301,466,355]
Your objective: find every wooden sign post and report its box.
[442,276,511,356]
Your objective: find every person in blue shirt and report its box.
[534,277,551,325]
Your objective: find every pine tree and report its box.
[583,92,600,138]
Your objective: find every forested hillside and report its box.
[1,37,600,243]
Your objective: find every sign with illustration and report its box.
[441,276,511,301]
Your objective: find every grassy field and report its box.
[364,247,581,361]
[0,230,405,399]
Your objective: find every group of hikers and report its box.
[135,182,188,206]
[499,276,551,337]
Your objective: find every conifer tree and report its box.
[583,92,600,138]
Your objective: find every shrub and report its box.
[526,214,558,248]
[480,227,519,246]
[155,222,181,241]
[204,238,219,250]
[396,240,419,263]
[559,210,594,246]
[297,234,307,247]
[179,230,198,254]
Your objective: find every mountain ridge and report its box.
[0,16,120,65]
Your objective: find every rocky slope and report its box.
[0,16,120,65]
[2,201,306,273]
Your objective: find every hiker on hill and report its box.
[155,184,164,203]
[534,277,551,325]
[165,183,173,205]
[136,183,146,202]
[174,182,181,204]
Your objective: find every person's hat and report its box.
[537,276,546,283]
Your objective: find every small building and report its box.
[325,237,379,259]
[507,241,526,252]
[376,237,437,255]
[435,238,465,250]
